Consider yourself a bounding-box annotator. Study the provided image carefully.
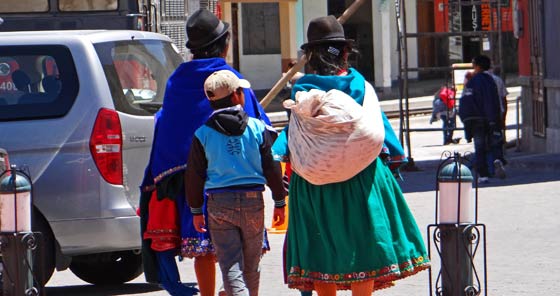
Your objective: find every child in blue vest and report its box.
[186,70,286,296]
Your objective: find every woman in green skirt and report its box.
[273,16,430,295]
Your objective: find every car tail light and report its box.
[90,108,123,185]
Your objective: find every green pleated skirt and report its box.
[286,158,430,291]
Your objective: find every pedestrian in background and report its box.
[464,70,474,86]
[274,15,430,296]
[139,8,271,296]
[487,66,508,128]
[187,70,286,296]
[486,66,508,176]
[430,85,460,145]
[459,55,507,183]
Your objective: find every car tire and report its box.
[69,250,143,285]
[32,209,56,285]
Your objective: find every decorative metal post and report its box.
[427,152,487,296]
[0,165,44,296]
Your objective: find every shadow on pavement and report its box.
[46,283,163,296]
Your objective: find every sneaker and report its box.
[493,159,506,179]
[478,177,489,184]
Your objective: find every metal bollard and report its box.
[0,166,44,296]
[427,152,488,296]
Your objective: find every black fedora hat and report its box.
[300,15,353,49]
[186,8,230,50]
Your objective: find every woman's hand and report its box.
[283,71,304,87]
[193,215,207,233]
[273,207,286,226]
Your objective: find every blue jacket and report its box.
[458,72,501,126]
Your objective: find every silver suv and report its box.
[0,30,182,284]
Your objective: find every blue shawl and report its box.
[273,68,407,171]
[149,58,270,183]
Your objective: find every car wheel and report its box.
[32,210,56,285]
[69,250,143,285]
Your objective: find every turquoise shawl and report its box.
[272,68,407,174]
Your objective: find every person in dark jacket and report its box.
[459,55,506,182]
[186,70,286,296]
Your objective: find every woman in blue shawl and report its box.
[274,16,429,295]
[139,9,271,296]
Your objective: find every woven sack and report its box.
[286,84,384,185]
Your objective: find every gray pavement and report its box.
[45,92,560,295]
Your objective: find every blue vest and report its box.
[194,117,267,189]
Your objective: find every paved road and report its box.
[45,93,560,295]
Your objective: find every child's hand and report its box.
[193,215,207,233]
[273,207,285,226]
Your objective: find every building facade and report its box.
[517,0,560,153]
[220,0,418,92]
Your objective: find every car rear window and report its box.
[0,45,79,121]
[59,0,118,11]
[0,0,49,13]
[94,39,183,115]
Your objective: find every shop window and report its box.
[241,3,280,55]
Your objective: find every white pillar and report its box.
[279,1,298,70]
[405,0,418,79]
[301,0,327,43]
[373,0,392,88]
[220,1,234,65]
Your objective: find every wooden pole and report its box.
[259,0,368,108]
[337,0,367,24]
[259,55,307,108]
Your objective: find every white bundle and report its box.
[286,84,384,185]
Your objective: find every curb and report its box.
[505,152,560,172]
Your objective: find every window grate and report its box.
[161,0,186,19]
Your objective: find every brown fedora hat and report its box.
[186,8,230,50]
[300,15,353,49]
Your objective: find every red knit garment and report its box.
[143,191,181,252]
[439,87,456,109]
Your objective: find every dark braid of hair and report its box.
[191,32,230,59]
[304,43,353,75]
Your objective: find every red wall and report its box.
[517,0,530,76]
